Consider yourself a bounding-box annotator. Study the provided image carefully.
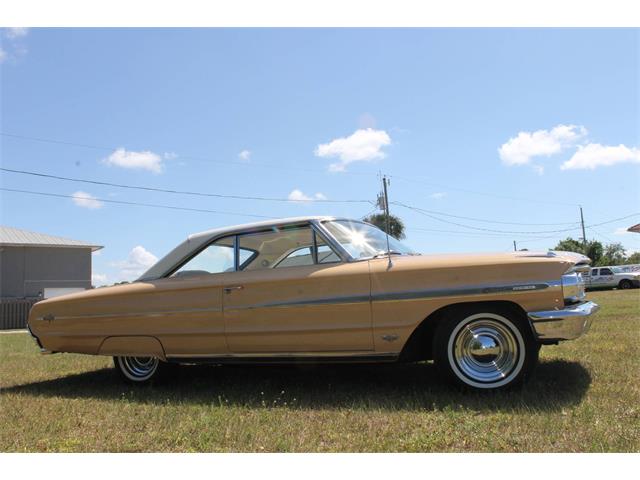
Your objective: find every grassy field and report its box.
[1,289,638,452]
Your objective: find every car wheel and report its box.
[114,356,161,383]
[433,306,539,391]
[618,280,632,290]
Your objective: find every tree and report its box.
[363,213,406,239]
[553,237,603,264]
[599,242,626,266]
[626,252,640,265]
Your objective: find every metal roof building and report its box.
[0,226,103,251]
[0,225,103,300]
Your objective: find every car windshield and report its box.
[322,219,414,260]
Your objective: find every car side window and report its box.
[600,268,613,275]
[242,225,342,270]
[276,246,315,268]
[172,236,238,277]
[239,225,315,270]
[591,269,598,276]
[315,233,340,264]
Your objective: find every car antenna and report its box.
[382,174,392,269]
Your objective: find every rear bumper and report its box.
[528,301,599,342]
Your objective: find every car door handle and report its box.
[224,285,244,294]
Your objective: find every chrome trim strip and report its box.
[225,280,560,311]
[226,294,371,311]
[372,281,557,303]
[37,306,223,321]
[43,280,561,320]
[167,351,385,358]
[310,220,353,262]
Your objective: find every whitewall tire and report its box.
[434,306,538,390]
[114,356,161,383]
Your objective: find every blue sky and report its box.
[1,28,639,285]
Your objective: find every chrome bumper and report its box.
[528,301,599,342]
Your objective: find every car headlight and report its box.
[562,272,586,304]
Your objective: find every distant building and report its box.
[0,226,102,300]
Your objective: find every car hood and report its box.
[387,250,589,271]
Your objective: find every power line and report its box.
[0,131,603,209]
[587,227,615,244]
[1,130,625,218]
[0,166,592,227]
[390,200,580,226]
[394,201,640,235]
[0,167,373,204]
[0,188,275,219]
[408,226,569,240]
[389,173,581,207]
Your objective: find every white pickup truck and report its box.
[582,266,640,290]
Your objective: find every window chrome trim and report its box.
[310,220,352,262]
[315,218,414,262]
[164,234,237,278]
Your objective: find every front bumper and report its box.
[528,300,599,342]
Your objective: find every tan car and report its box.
[27,216,599,391]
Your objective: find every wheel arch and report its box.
[618,278,632,288]
[398,300,531,362]
[98,335,167,361]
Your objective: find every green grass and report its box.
[1,290,638,452]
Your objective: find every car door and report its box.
[222,224,373,354]
[150,236,235,357]
[598,268,615,287]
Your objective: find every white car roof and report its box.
[138,216,338,281]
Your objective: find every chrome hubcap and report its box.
[453,319,519,384]
[121,356,158,380]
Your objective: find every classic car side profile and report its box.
[27,216,599,391]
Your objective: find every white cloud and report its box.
[561,143,640,170]
[315,128,391,172]
[111,246,158,282]
[238,150,251,162]
[4,28,29,39]
[92,273,108,286]
[163,152,178,160]
[71,191,104,209]
[499,124,587,166]
[1,28,29,63]
[102,148,163,173]
[430,192,446,200]
[288,189,327,202]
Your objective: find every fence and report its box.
[0,298,39,330]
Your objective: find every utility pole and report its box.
[580,206,587,250]
[513,240,517,252]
